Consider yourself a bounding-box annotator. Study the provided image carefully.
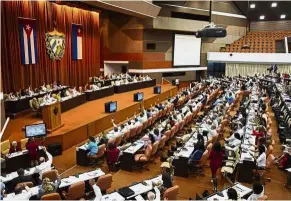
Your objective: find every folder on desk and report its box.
[118,187,135,198]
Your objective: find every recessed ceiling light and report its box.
[271,2,277,7]
[281,14,286,19]
[260,15,265,20]
[250,4,255,8]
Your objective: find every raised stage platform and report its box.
[3,84,177,150]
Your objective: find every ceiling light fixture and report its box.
[281,14,286,19]
[260,15,265,20]
[250,4,255,8]
[271,2,277,7]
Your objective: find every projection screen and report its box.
[173,34,201,66]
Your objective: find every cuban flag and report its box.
[72,24,82,60]
[19,18,38,65]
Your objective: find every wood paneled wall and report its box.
[100,1,248,70]
[250,20,291,31]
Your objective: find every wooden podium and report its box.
[42,101,64,132]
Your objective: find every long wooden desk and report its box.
[114,79,156,94]
[3,169,105,200]
[85,86,115,101]
[5,86,69,118]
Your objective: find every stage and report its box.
[3,84,177,150]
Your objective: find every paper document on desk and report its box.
[130,183,150,195]
[62,176,76,183]
[207,194,224,201]
[102,192,125,201]
[30,186,40,195]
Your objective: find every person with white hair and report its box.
[34,151,53,180]
[9,141,21,154]
[147,187,160,201]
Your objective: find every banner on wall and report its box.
[19,18,38,65]
[72,24,83,60]
[45,29,66,60]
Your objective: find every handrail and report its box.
[0,117,10,140]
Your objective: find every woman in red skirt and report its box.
[26,138,40,167]
[209,142,224,181]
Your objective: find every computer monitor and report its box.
[25,123,47,138]
[154,86,161,94]
[110,101,117,112]
[134,92,143,102]
[105,101,117,113]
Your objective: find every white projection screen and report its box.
[173,34,201,66]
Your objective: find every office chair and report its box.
[96,174,113,194]
[87,144,106,167]
[62,181,85,200]
[41,193,61,200]
[163,185,179,200]
[134,144,153,172]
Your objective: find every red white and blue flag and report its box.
[19,18,38,65]
[72,24,82,60]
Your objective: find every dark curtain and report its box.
[1,1,100,93]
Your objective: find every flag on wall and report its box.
[19,18,38,65]
[72,24,82,60]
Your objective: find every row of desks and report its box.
[5,86,69,117]
[5,79,156,118]
[102,175,162,201]
[2,148,46,173]
[237,86,259,183]
[4,169,105,200]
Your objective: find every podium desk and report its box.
[42,101,63,132]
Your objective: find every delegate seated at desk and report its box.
[255,145,267,170]
[247,182,264,201]
[161,163,173,190]
[85,137,99,156]
[10,169,34,191]
[34,152,53,180]
[8,142,21,154]
[11,185,33,200]
[39,94,57,107]
[37,176,61,199]
[188,143,204,165]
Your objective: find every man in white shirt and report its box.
[247,183,264,201]
[41,94,56,106]
[126,121,134,130]
[12,185,33,200]
[40,84,47,92]
[256,151,266,169]
[115,80,121,86]
[34,151,53,180]
[225,133,241,148]
[89,179,102,201]
[91,84,100,90]
[176,111,183,122]
[133,118,141,127]
[138,111,148,123]
[181,106,188,115]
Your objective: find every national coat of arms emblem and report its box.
[45,29,65,60]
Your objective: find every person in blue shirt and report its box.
[86,136,98,156]
[227,92,234,104]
